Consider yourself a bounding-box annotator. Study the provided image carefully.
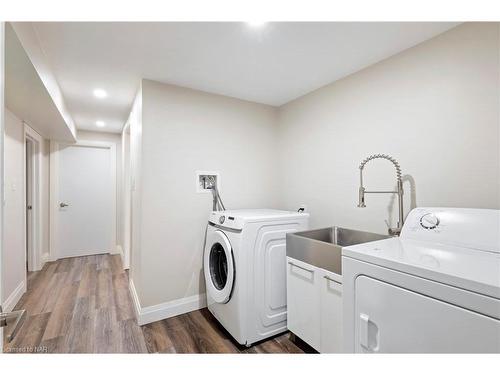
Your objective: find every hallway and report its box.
[3,254,307,354]
[4,254,146,353]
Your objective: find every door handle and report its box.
[359,313,379,352]
[359,313,370,349]
[59,202,69,208]
[287,260,314,273]
[324,275,342,285]
[0,306,26,342]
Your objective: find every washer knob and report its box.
[420,213,440,229]
[219,216,225,224]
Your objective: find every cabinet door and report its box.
[320,270,343,353]
[355,276,500,353]
[286,257,321,350]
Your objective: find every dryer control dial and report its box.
[420,213,440,229]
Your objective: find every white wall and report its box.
[3,109,25,304]
[76,130,123,252]
[135,80,279,307]
[277,22,500,233]
[126,22,500,318]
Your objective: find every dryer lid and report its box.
[343,237,500,299]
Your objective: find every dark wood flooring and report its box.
[4,254,309,354]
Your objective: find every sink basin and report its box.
[286,227,389,275]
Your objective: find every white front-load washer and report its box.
[342,207,500,353]
[203,209,309,346]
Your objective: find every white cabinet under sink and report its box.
[286,257,321,351]
[286,256,343,353]
[320,269,343,353]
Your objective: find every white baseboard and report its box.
[128,278,142,323]
[32,253,49,272]
[2,280,26,312]
[138,293,207,326]
[111,244,122,255]
[41,253,49,266]
[128,279,206,326]
[114,245,125,267]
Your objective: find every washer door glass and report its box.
[209,242,229,290]
[204,229,235,304]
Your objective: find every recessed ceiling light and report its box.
[246,21,267,28]
[93,88,108,99]
[96,120,106,128]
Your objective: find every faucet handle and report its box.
[358,186,366,208]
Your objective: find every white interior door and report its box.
[57,144,112,258]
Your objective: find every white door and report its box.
[57,144,113,258]
[354,276,500,353]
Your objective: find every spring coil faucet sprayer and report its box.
[358,154,404,236]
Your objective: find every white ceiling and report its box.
[31,22,459,133]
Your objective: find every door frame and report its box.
[121,122,131,269]
[49,139,117,261]
[24,123,43,271]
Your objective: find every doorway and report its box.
[50,140,117,260]
[24,124,42,272]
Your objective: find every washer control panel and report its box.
[209,211,244,230]
[419,213,440,230]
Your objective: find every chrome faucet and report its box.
[357,154,404,236]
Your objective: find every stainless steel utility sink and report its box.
[286,227,389,275]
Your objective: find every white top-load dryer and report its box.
[342,207,500,353]
[204,209,309,346]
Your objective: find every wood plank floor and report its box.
[4,254,311,354]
